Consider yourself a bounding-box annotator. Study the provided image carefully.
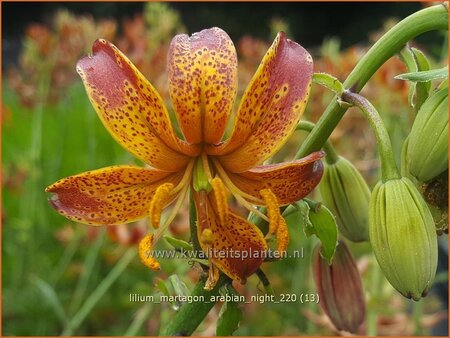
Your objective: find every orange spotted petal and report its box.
[168,27,238,145]
[227,152,325,205]
[194,191,267,283]
[45,166,183,225]
[76,39,199,172]
[207,32,313,173]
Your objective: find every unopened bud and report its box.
[320,156,370,242]
[369,177,438,300]
[407,86,448,182]
[312,240,365,333]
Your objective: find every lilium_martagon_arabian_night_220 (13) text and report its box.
[45,27,325,289]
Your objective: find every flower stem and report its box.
[340,91,400,181]
[161,274,230,336]
[413,299,424,335]
[295,4,448,159]
[296,121,339,164]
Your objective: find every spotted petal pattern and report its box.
[207,32,313,173]
[168,27,238,145]
[46,166,183,225]
[228,152,325,205]
[194,192,267,283]
[77,39,199,172]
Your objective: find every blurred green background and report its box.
[2,2,448,336]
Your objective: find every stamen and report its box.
[148,183,174,229]
[152,183,190,244]
[138,234,160,270]
[205,263,220,291]
[212,158,264,204]
[201,228,214,245]
[260,189,281,237]
[234,193,269,222]
[212,158,268,221]
[259,188,290,253]
[210,177,229,224]
[276,216,289,253]
[172,159,195,194]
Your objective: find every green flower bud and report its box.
[369,177,437,301]
[312,240,365,333]
[407,87,448,182]
[320,156,370,242]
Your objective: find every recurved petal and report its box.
[45,166,183,225]
[207,32,313,173]
[77,39,198,172]
[227,152,325,205]
[168,27,238,145]
[194,191,267,283]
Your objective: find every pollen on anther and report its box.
[138,234,160,270]
[148,183,174,229]
[260,189,281,236]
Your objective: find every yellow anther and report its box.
[148,183,174,229]
[138,234,161,270]
[276,216,289,253]
[210,177,229,225]
[201,228,214,246]
[260,189,281,237]
[205,263,220,291]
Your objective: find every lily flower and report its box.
[45,27,324,289]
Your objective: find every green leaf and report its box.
[288,200,312,229]
[307,205,338,264]
[216,287,242,336]
[438,78,448,90]
[313,72,345,96]
[399,46,418,109]
[164,235,193,251]
[395,66,448,82]
[31,275,69,327]
[155,278,171,297]
[399,46,432,111]
[411,47,431,110]
[169,275,190,297]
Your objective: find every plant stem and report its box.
[340,91,400,181]
[366,260,383,336]
[413,299,424,335]
[296,121,339,164]
[62,248,136,335]
[296,4,448,159]
[161,274,229,336]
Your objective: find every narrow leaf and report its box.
[399,46,418,109]
[164,235,193,251]
[411,47,431,110]
[395,66,448,82]
[32,276,69,327]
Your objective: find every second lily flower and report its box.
[46,27,324,289]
